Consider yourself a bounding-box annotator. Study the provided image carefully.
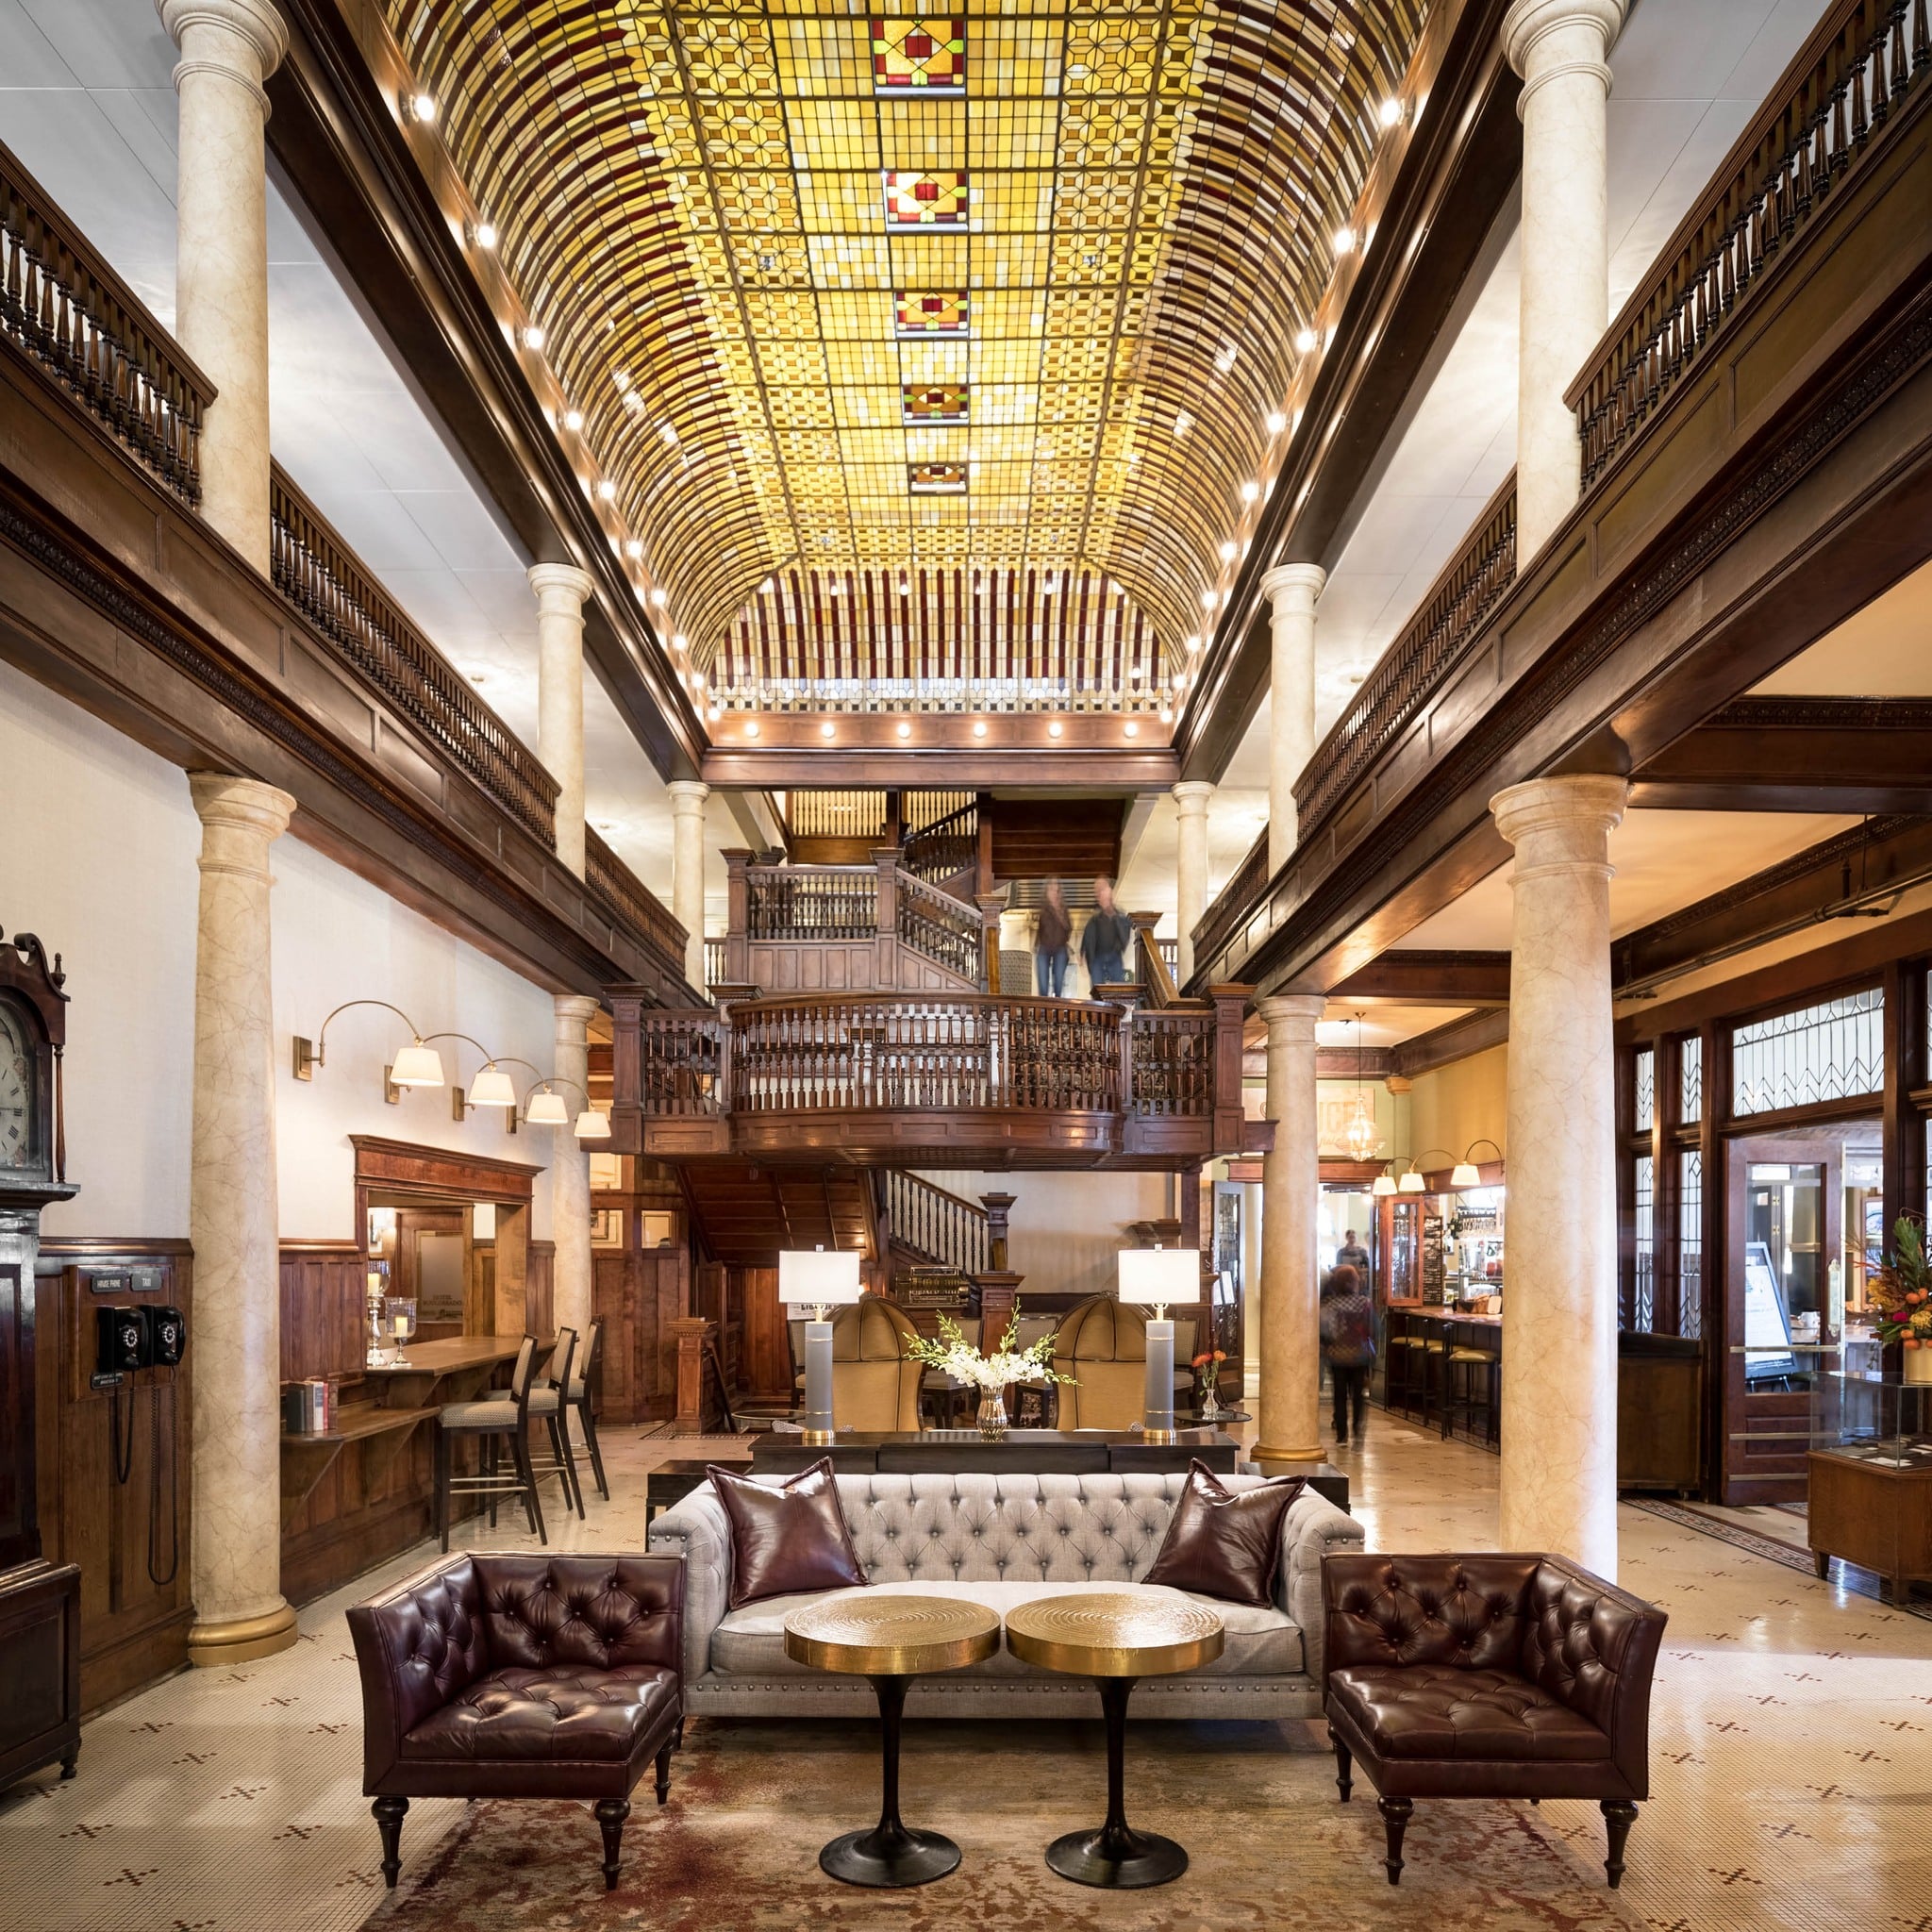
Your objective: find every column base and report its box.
[188,1601,299,1668]
[1250,1441,1325,1467]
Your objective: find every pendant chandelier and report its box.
[1341,1011,1381,1161]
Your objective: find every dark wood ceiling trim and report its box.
[1311,1047,1397,1080]
[1391,1006,1509,1077]
[267,0,700,779]
[1328,949,1511,1005]
[1177,0,1522,781]
[1630,697,1932,811]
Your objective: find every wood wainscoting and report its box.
[33,1239,194,1713]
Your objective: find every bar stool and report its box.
[435,1334,543,1551]
[1443,1346,1500,1446]
[1417,1334,1450,1431]
[1382,1327,1422,1419]
[525,1327,583,1521]
[569,1319,609,1503]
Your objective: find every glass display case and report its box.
[1808,1364,1932,1467]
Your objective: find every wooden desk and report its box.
[361,1335,535,1410]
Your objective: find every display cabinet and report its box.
[1807,1369,1932,1604]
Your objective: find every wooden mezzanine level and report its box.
[0,140,693,1006]
[1187,0,1932,1005]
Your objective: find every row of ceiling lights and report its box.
[728,714,1149,742]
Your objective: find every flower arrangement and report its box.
[904,1307,1073,1392]
[1869,1218,1932,1352]
[1191,1348,1227,1385]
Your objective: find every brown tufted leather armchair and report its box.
[348,1552,685,1891]
[1321,1552,1666,1889]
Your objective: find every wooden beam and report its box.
[1391,1007,1509,1077]
[1630,699,1932,812]
[1312,1047,1396,1080]
[1328,949,1511,1005]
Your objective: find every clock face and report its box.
[0,1002,35,1172]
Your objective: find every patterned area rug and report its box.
[367,1718,1640,1931]
[1624,1496,1932,1622]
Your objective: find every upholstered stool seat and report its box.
[401,1663,681,1763]
[439,1398,517,1430]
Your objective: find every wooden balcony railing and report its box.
[608,987,1261,1167]
[704,936,727,989]
[584,825,689,974]
[746,863,875,941]
[1189,826,1271,984]
[0,140,212,507]
[269,465,559,848]
[885,1169,991,1276]
[1571,0,1932,488]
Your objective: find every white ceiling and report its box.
[1753,555,1932,695]
[1215,0,1827,810]
[0,0,737,933]
[1318,1005,1474,1050]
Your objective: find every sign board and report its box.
[1742,1240,1799,1380]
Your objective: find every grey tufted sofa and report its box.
[646,1471,1363,1717]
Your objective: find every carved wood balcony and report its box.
[606,987,1260,1171]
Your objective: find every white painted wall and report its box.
[0,662,558,1242]
[914,1168,1172,1303]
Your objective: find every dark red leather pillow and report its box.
[1141,1460,1306,1607]
[707,1458,867,1609]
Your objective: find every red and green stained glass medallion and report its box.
[883,171,968,228]
[871,19,966,93]
[895,291,970,337]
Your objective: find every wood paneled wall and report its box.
[279,1241,364,1383]
[33,1240,193,1712]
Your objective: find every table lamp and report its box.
[1118,1246,1200,1443]
[780,1245,864,1446]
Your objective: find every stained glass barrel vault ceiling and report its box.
[385,1,1425,715]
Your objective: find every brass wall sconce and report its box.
[522,1076,610,1141]
[1450,1139,1504,1190]
[292,1001,445,1099]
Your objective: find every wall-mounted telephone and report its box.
[92,1305,186,1587]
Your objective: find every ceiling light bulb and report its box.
[672,633,688,651]
[1124,720,1139,738]
[821,721,835,739]
[1266,409,1288,435]
[1241,479,1260,503]
[1200,590,1218,611]
[1218,541,1237,563]
[520,324,545,352]
[1158,705,1174,723]
[1334,225,1357,256]
[973,719,988,738]
[708,702,721,720]
[1378,94,1405,128]
[744,719,759,738]
[1048,719,1063,738]
[1294,327,1319,355]
[1184,634,1200,652]
[625,539,643,559]
[896,720,911,739]
[408,91,437,123]
[651,589,669,608]
[596,479,617,502]
[563,408,585,432]
[472,220,498,250]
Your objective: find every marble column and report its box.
[1504,0,1627,559]
[528,564,593,878]
[158,0,288,570]
[186,772,298,1667]
[1171,779,1213,985]
[1254,992,1326,1466]
[1491,774,1627,1578]
[1261,564,1324,870]
[667,781,709,990]
[550,993,597,1423]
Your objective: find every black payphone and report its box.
[93,1303,186,1585]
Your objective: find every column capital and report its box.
[1384,1074,1414,1094]
[527,561,596,609]
[1491,773,1627,855]
[157,1,288,106]
[1259,562,1326,611]
[553,992,601,1028]
[1256,991,1325,1036]
[187,772,295,842]
[1171,778,1214,813]
[1502,0,1624,108]
[666,779,710,815]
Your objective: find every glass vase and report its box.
[975,1391,1008,1441]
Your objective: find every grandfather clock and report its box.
[0,928,81,1790]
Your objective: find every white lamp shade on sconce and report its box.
[467,1064,518,1109]
[1117,1247,1199,1307]
[1371,1173,1397,1197]
[1398,1169,1425,1194]
[1450,1161,1482,1190]
[573,1108,612,1141]
[525,1091,571,1127]
[779,1246,862,1309]
[389,1042,446,1088]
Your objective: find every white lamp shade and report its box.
[1117,1247,1199,1307]
[1450,1160,1481,1190]
[780,1247,862,1307]
[468,1063,517,1108]
[573,1108,611,1141]
[1398,1169,1425,1193]
[525,1091,570,1126]
[1371,1173,1397,1197]
[390,1041,445,1087]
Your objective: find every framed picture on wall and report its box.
[641,1210,675,1249]
[591,1208,625,1248]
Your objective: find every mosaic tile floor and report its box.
[2,1417,1928,1930]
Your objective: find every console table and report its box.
[750,1428,1242,1478]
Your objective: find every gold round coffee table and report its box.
[1005,1592,1224,1888]
[784,1593,1000,1888]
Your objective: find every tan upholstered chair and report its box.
[829,1295,923,1431]
[1051,1295,1156,1430]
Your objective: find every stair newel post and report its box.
[976,890,1007,993]
[723,849,753,985]
[874,846,901,987]
[974,1189,1023,1402]
[607,989,644,1154]
[1210,986,1250,1155]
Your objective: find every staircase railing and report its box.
[902,797,978,891]
[1570,0,1932,488]
[885,1170,991,1277]
[0,139,212,506]
[745,863,875,941]
[897,866,985,987]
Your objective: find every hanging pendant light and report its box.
[1341,1010,1380,1160]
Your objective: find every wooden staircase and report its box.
[678,1161,876,1270]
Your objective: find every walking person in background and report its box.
[1319,1263,1375,1447]
[1080,874,1133,991]
[1034,878,1072,997]
[1337,1227,1371,1276]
